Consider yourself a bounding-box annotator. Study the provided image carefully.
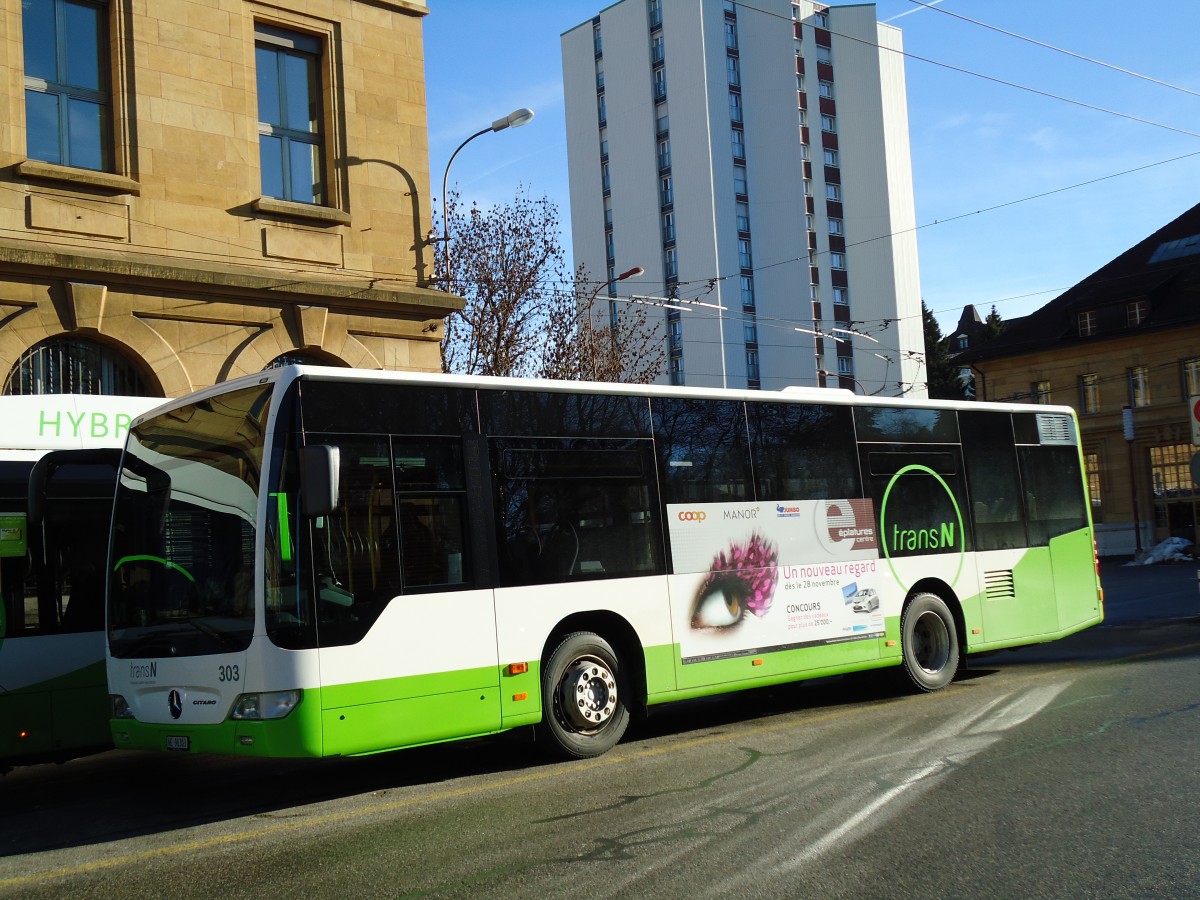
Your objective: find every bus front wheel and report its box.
[899,593,960,692]
[538,631,630,759]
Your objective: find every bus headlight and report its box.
[230,690,301,720]
[111,694,134,719]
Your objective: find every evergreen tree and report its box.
[983,304,1005,341]
[922,300,965,400]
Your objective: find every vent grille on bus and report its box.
[1035,413,1076,445]
[984,570,1015,600]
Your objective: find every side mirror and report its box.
[299,445,340,518]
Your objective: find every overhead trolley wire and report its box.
[903,0,1200,99]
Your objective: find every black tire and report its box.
[537,631,630,760]
[899,592,960,692]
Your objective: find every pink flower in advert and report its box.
[690,532,780,629]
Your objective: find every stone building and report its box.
[960,202,1200,555]
[0,0,455,399]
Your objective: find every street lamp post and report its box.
[439,107,535,289]
[586,265,644,380]
[1123,405,1144,556]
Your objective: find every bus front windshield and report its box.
[108,385,273,658]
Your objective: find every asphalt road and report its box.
[2,561,1198,898]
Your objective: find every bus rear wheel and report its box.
[538,631,629,760]
[899,593,959,692]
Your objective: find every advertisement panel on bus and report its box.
[667,498,885,664]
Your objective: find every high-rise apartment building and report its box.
[562,0,925,396]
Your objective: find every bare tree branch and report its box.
[435,190,665,384]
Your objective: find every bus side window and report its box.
[306,435,401,646]
[397,496,466,587]
[652,398,752,504]
[393,438,470,592]
[1017,446,1088,545]
[493,442,662,587]
[960,411,1026,551]
[748,401,860,501]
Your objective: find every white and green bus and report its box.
[1,394,160,772]
[105,367,1102,761]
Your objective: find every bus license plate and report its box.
[165,735,190,751]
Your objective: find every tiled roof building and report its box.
[960,202,1200,555]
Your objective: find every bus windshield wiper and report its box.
[110,627,188,659]
[184,616,243,651]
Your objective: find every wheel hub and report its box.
[559,658,618,731]
[913,611,950,673]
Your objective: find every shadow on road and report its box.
[4,561,1196,859]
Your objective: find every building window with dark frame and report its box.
[664,246,678,279]
[1077,310,1097,337]
[22,0,113,172]
[1149,444,1197,501]
[657,137,671,172]
[1184,357,1200,398]
[740,275,755,308]
[1126,299,1149,327]
[1079,373,1100,414]
[4,336,151,396]
[256,24,326,205]
[738,238,752,270]
[1129,365,1151,408]
[661,210,675,243]
[669,355,684,386]
[1032,380,1051,404]
[736,201,750,233]
[648,0,662,29]
[1083,451,1102,518]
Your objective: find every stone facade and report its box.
[960,203,1200,555]
[0,0,457,398]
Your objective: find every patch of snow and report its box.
[1124,536,1196,566]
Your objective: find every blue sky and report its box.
[424,1,1200,334]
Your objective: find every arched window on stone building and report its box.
[263,350,346,370]
[3,337,154,396]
